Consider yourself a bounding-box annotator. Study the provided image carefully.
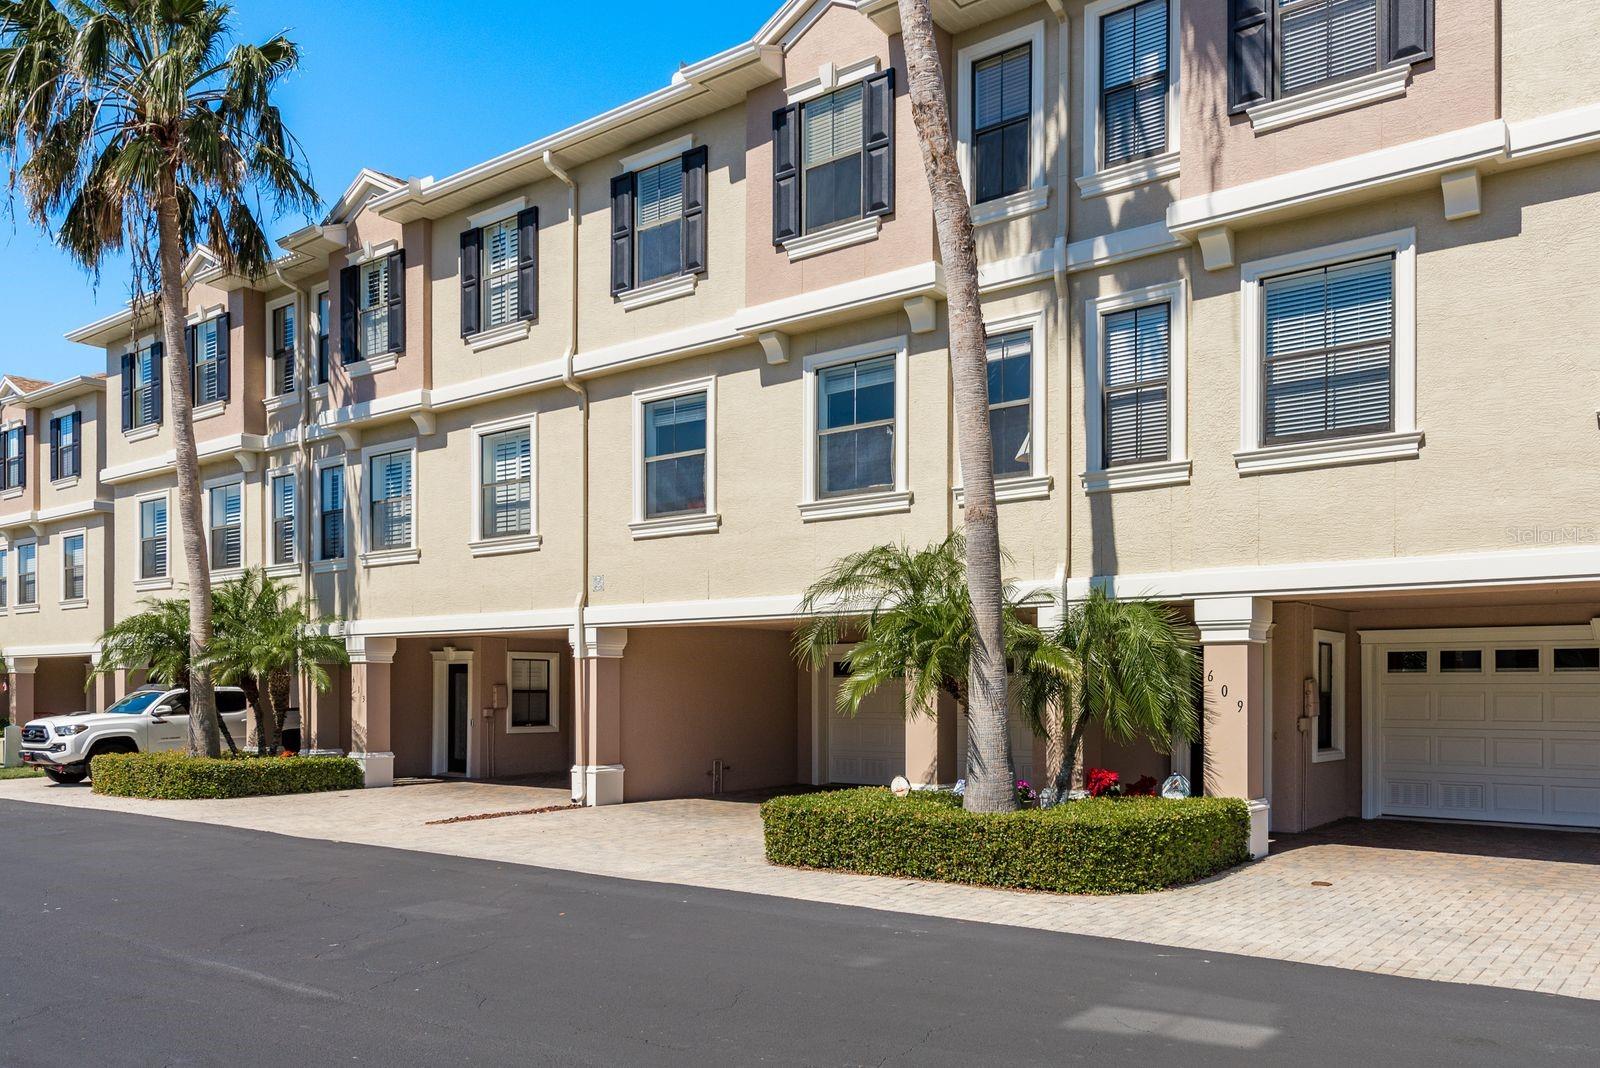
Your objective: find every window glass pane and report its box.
[140,498,168,577]
[816,356,895,497]
[819,425,893,497]
[483,218,520,329]
[272,475,296,565]
[1439,649,1483,673]
[480,428,532,538]
[974,45,1031,204]
[803,84,865,232]
[209,483,242,569]
[510,656,551,728]
[63,534,85,600]
[1102,303,1170,466]
[361,261,390,356]
[643,394,707,518]
[369,452,412,550]
[1316,640,1335,750]
[1279,0,1378,96]
[638,218,684,286]
[1494,648,1541,673]
[1386,650,1427,673]
[1101,0,1168,166]
[17,543,35,603]
[1555,648,1600,672]
[988,404,1031,477]
[320,465,345,559]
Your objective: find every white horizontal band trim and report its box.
[1357,625,1599,644]
[348,352,400,377]
[1066,221,1186,274]
[465,319,532,352]
[1247,66,1411,135]
[468,533,543,557]
[360,547,420,568]
[345,607,573,637]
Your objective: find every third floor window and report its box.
[340,253,405,364]
[611,147,707,296]
[460,210,537,337]
[972,44,1031,203]
[772,70,894,244]
[121,342,162,432]
[1229,0,1434,112]
[49,411,79,481]
[1100,0,1170,169]
[186,314,230,408]
[272,302,297,396]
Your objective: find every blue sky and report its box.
[0,0,771,382]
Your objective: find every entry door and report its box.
[827,658,905,785]
[447,663,469,776]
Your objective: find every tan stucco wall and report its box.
[33,655,90,718]
[1503,0,1600,122]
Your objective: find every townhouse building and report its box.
[5,0,1599,854]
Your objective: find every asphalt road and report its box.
[2,801,1597,1067]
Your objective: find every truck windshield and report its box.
[105,691,165,715]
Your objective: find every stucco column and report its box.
[569,626,627,806]
[904,679,959,788]
[89,666,122,713]
[306,664,345,754]
[1194,596,1273,860]
[6,657,38,724]
[347,637,396,788]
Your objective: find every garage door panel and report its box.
[1437,781,1486,814]
[1382,733,1433,766]
[1436,691,1487,722]
[1551,691,1600,723]
[1551,785,1600,819]
[1434,735,1486,768]
[1490,737,1546,770]
[1551,739,1600,771]
[1490,692,1545,723]
[1384,692,1432,721]
[1491,782,1545,815]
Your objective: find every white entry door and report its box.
[1370,629,1600,827]
[825,655,905,785]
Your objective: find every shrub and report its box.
[761,788,1249,895]
[90,751,364,800]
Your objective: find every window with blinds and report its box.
[0,549,7,607]
[360,260,391,357]
[17,542,35,605]
[1262,256,1393,443]
[208,482,243,570]
[818,355,895,498]
[1101,0,1169,168]
[636,159,686,286]
[1102,302,1171,467]
[483,218,521,329]
[1,425,23,489]
[315,291,331,385]
[973,44,1031,203]
[62,533,85,601]
[272,304,296,396]
[54,412,80,480]
[271,473,296,566]
[480,427,532,538]
[140,497,168,579]
[802,83,865,233]
[643,392,707,518]
[368,450,413,551]
[319,464,345,561]
[1278,0,1379,96]
[194,319,223,406]
[986,330,1032,476]
[508,654,553,730]
[133,345,159,427]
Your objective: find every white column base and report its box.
[351,752,395,789]
[1248,798,1271,859]
[1,724,20,768]
[572,764,625,806]
[304,748,346,758]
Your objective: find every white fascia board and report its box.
[735,262,944,335]
[1506,102,1600,163]
[344,608,575,637]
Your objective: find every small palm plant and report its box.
[209,568,348,755]
[1016,589,1202,796]
[794,532,1074,811]
[92,597,193,688]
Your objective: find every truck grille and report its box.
[21,723,48,745]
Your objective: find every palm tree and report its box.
[209,568,348,755]
[1016,590,1202,795]
[91,596,192,688]
[0,0,319,756]
[894,0,1013,811]
[795,534,1074,805]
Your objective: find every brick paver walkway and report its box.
[5,777,1597,1000]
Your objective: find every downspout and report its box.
[544,149,590,802]
[1052,5,1072,610]
[276,265,313,751]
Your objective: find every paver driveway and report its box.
[4,776,1597,1001]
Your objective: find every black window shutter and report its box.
[16,425,24,487]
[0,429,8,492]
[459,228,482,337]
[517,207,540,321]
[120,354,133,431]
[184,323,197,400]
[863,68,895,219]
[150,341,164,425]
[681,146,708,275]
[215,312,231,401]
[1386,0,1433,65]
[1228,0,1273,113]
[339,265,359,363]
[385,251,406,354]
[48,417,59,482]
[772,105,800,244]
[610,173,636,295]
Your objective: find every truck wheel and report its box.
[44,767,88,785]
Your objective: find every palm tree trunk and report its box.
[240,673,267,755]
[155,186,221,758]
[897,0,1015,812]
[261,677,282,756]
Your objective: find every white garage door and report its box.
[1372,631,1600,827]
[826,658,906,785]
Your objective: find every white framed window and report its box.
[482,216,521,330]
[129,341,161,430]
[0,547,8,607]
[314,289,331,386]
[137,493,169,582]
[205,477,244,573]
[956,21,1047,225]
[800,339,910,522]
[1312,628,1346,762]
[315,460,346,564]
[1082,280,1191,492]
[469,416,540,556]
[802,82,866,234]
[1278,0,1379,97]
[1079,0,1182,197]
[506,651,560,734]
[269,297,297,398]
[15,539,36,607]
[50,409,80,482]
[191,316,225,407]
[360,258,392,359]
[630,378,718,539]
[635,159,687,287]
[60,529,86,604]
[361,443,417,565]
[269,471,297,567]
[1237,229,1419,474]
[955,309,1051,506]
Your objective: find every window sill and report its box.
[360,547,419,568]
[468,533,543,558]
[133,576,172,592]
[1077,150,1180,199]
[1234,430,1423,476]
[307,384,331,405]
[618,273,697,312]
[629,512,721,540]
[12,603,39,615]
[1080,459,1192,494]
[264,562,300,579]
[263,392,302,415]
[954,474,1053,506]
[466,320,532,353]
[971,185,1050,228]
[192,400,226,421]
[1247,66,1411,135]
[59,598,88,611]
[50,476,80,490]
[348,352,400,378]
[311,558,347,574]
[798,489,912,523]
[0,488,21,501]
[125,423,160,443]
[210,566,245,580]
[783,215,882,263]
[506,723,560,735]
[1311,747,1346,764]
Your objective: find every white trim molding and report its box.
[1247,65,1411,135]
[618,272,697,311]
[630,375,718,540]
[785,55,881,105]
[465,319,532,353]
[347,351,400,377]
[799,336,910,522]
[618,135,695,174]
[1081,279,1189,493]
[782,215,882,262]
[1079,0,1182,198]
[1078,150,1181,199]
[468,414,540,556]
[956,20,1048,217]
[505,650,561,735]
[358,438,418,566]
[466,196,528,231]
[1236,228,1418,475]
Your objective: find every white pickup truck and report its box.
[18,685,250,784]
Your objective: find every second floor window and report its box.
[0,425,24,490]
[186,315,230,407]
[316,290,331,384]
[139,497,168,579]
[319,464,345,561]
[611,149,707,296]
[771,70,894,243]
[803,84,865,233]
[479,428,532,539]
[62,532,85,601]
[368,450,413,552]
[49,412,79,481]
[361,260,391,357]
[972,44,1031,203]
[0,548,7,606]
[1100,0,1169,168]
[341,253,405,364]
[1102,302,1171,466]
[986,330,1032,477]
[122,342,163,432]
[272,303,297,396]
[643,392,707,518]
[208,481,243,570]
[272,473,296,566]
[817,355,895,499]
[461,211,538,335]
[16,542,36,605]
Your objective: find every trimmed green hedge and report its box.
[761,788,1249,895]
[90,751,364,800]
